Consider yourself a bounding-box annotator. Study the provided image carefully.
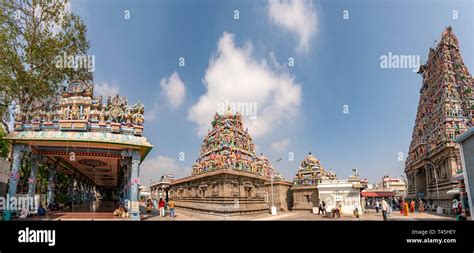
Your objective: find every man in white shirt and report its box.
[381,198,388,221]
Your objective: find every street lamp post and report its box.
[270,158,282,215]
[271,171,275,215]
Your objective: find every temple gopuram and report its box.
[291,152,337,210]
[405,27,474,209]
[4,80,153,220]
[170,109,291,214]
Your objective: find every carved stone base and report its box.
[14,123,23,131]
[59,120,88,131]
[170,170,271,215]
[110,122,121,133]
[32,121,41,131]
[133,125,143,136]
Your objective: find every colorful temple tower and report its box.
[191,110,276,178]
[170,109,290,214]
[291,152,337,210]
[405,27,474,208]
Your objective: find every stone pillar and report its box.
[413,170,417,198]
[78,180,83,202]
[121,149,141,220]
[73,178,78,203]
[87,182,92,202]
[130,150,140,220]
[448,156,457,178]
[7,144,28,203]
[88,183,93,201]
[47,163,58,206]
[27,153,42,199]
[67,175,74,205]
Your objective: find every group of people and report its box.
[371,198,391,221]
[145,198,175,218]
[16,204,48,220]
[398,199,425,216]
[113,204,129,218]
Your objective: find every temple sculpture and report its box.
[405,27,474,209]
[170,108,290,214]
[5,80,152,220]
[14,80,146,136]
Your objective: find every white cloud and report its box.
[271,138,291,152]
[267,0,317,53]
[188,32,302,138]
[160,71,186,109]
[144,103,158,122]
[140,155,190,185]
[94,82,120,98]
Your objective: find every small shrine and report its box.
[170,108,289,215]
[4,80,153,220]
[291,152,336,210]
[292,152,336,186]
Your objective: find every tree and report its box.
[0,0,92,133]
[0,127,8,156]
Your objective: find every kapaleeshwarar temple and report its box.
[405,27,474,209]
[169,109,291,215]
[4,80,152,220]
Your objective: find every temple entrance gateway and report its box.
[415,168,427,198]
[4,81,152,220]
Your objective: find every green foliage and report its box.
[35,163,49,194]
[0,127,8,157]
[0,0,92,132]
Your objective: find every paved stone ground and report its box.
[144,206,455,221]
[20,203,456,221]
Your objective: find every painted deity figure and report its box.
[62,107,70,120]
[70,104,80,120]
[99,108,106,123]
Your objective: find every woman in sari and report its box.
[403,201,409,216]
[410,200,415,213]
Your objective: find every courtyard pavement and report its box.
[19,202,456,221]
[144,207,455,221]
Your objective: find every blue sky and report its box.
[71,0,473,185]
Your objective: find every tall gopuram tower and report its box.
[170,108,290,214]
[405,27,474,208]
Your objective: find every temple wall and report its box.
[406,147,460,208]
[169,171,271,215]
[291,186,319,210]
[262,181,292,212]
